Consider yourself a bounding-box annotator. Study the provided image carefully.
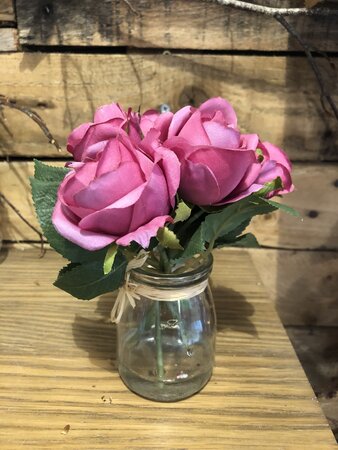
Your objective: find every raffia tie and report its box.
[111,252,209,324]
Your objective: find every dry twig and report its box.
[0,95,62,152]
[275,14,338,121]
[122,0,139,15]
[0,192,46,257]
[215,0,338,16]
[215,0,338,121]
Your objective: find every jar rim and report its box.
[131,253,213,288]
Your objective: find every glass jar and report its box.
[117,254,216,402]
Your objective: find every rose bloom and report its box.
[162,97,293,205]
[67,102,173,162]
[52,130,180,251]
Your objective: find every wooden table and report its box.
[0,246,335,449]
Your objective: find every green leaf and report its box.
[157,227,183,250]
[173,226,205,264]
[218,218,251,242]
[202,195,278,249]
[215,233,259,249]
[54,252,127,300]
[255,148,264,163]
[103,244,118,275]
[30,161,106,263]
[261,198,301,217]
[174,201,192,223]
[33,159,70,182]
[256,177,283,197]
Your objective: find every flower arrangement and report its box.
[31,97,296,308]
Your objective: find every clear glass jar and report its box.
[117,254,216,402]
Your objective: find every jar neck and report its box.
[130,254,213,289]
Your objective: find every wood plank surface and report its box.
[0,52,337,160]
[0,0,14,22]
[15,0,338,51]
[1,161,337,250]
[0,28,18,51]
[249,248,338,327]
[287,326,338,442]
[0,245,335,448]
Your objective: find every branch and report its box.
[215,0,338,16]
[122,0,139,15]
[215,0,338,121]
[0,192,46,257]
[0,95,62,152]
[274,14,338,121]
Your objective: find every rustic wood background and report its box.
[0,0,337,439]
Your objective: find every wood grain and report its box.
[0,0,14,22]
[1,161,337,251]
[0,52,337,160]
[0,28,18,51]
[15,0,338,51]
[287,326,338,442]
[249,248,338,327]
[0,245,335,448]
[248,163,338,250]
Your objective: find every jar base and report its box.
[118,365,212,402]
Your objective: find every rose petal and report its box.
[79,205,134,236]
[67,123,91,156]
[61,162,98,207]
[74,161,144,210]
[163,136,195,160]
[74,123,122,161]
[140,109,161,136]
[153,112,173,141]
[257,161,294,195]
[198,97,237,128]
[229,161,262,194]
[167,105,194,138]
[52,200,115,251]
[221,183,263,204]
[95,136,140,178]
[179,159,221,205]
[203,121,241,149]
[129,163,171,232]
[188,146,256,200]
[262,141,292,171]
[241,134,259,151]
[94,103,126,123]
[178,110,210,146]
[154,146,181,207]
[116,215,172,248]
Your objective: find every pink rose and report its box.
[139,109,173,142]
[166,96,238,142]
[163,97,293,205]
[255,141,294,197]
[67,103,138,161]
[163,97,258,205]
[215,141,294,203]
[67,102,173,162]
[52,131,180,250]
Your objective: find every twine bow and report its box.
[111,251,149,323]
[110,251,209,324]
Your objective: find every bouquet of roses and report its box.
[31,97,296,307]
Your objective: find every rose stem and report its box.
[155,301,164,382]
[155,246,171,382]
[158,246,171,273]
[176,208,205,240]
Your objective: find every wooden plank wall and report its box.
[0,0,17,51]
[0,0,337,436]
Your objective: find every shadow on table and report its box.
[72,286,257,373]
[72,294,118,372]
[213,286,257,337]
